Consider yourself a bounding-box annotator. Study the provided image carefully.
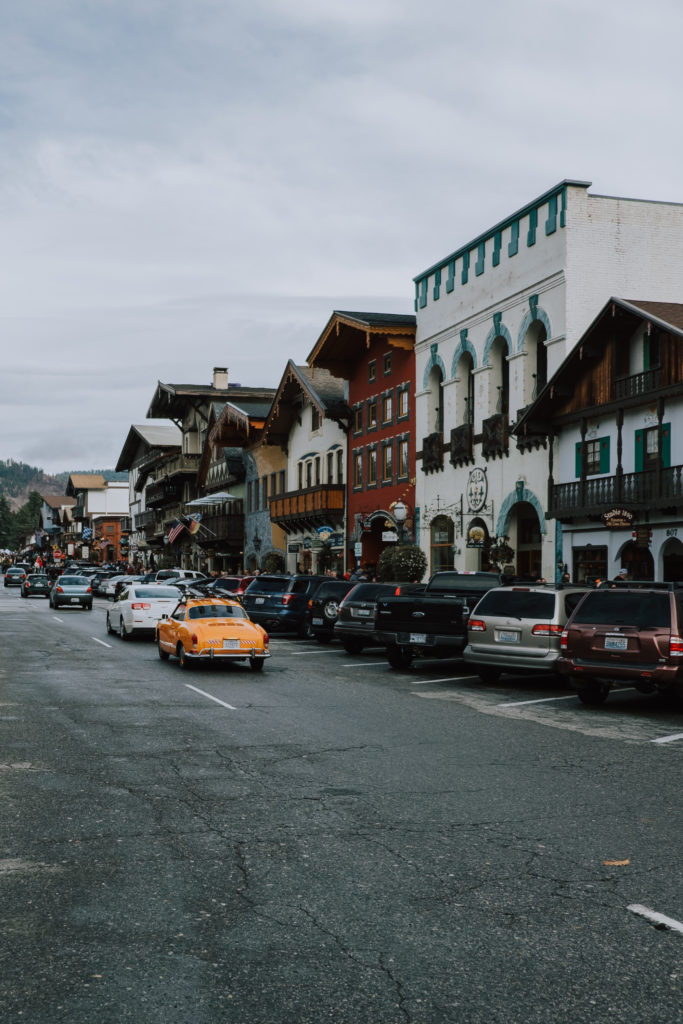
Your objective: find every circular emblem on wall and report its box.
[467,467,488,512]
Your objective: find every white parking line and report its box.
[411,675,481,686]
[184,684,237,710]
[500,694,579,707]
[342,661,388,668]
[91,637,112,648]
[627,904,683,934]
[52,616,63,623]
[651,732,683,745]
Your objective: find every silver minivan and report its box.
[464,584,591,683]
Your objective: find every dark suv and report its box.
[333,581,406,654]
[242,575,327,636]
[557,581,683,705]
[307,579,357,643]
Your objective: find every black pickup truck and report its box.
[375,571,502,668]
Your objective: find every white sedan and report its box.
[106,584,181,639]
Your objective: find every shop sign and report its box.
[328,533,344,547]
[316,525,334,541]
[287,543,301,553]
[466,467,488,513]
[467,525,486,548]
[633,526,652,549]
[382,530,398,542]
[601,508,634,528]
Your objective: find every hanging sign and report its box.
[601,508,634,528]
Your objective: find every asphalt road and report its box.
[1,585,682,1023]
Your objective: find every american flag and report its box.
[168,519,186,544]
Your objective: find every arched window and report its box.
[489,337,509,416]
[428,365,444,434]
[523,322,548,404]
[455,352,475,425]
[430,516,454,573]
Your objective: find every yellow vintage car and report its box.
[156,596,270,671]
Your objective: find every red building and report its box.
[308,311,416,574]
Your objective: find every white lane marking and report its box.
[342,662,388,668]
[52,617,63,623]
[184,684,237,711]
[292,649,342,655]
[500,694,579,707]
[651,732,683,745]
[627,904,683,934]
[91,637,112,648]
[410,675,481,686]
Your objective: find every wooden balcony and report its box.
[550,464,683,519]
[195,512,244,546]
[134,509,156,530]
[611,368,662,402]
[449,423,474,468]
[482,413,508,460]
[145,479,183,507]
[161,453,200,478]
[269,485,344,534]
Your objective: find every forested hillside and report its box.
[0,460,126,511]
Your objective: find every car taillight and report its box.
[394,586,402,595]
[86,586,92,593]
[131,602,151,609]
[468,618,486,631]
[25,582,30,588]
[282,594,294,606]
[531,624,563,636]
[560,629,569,651]
[308,599,313,609]
[57,586,64,593]
[670,635,683,657]
[263,632,269,647]
[191,633,198,647]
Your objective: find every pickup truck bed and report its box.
[375,571,502,668]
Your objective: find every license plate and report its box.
[498,630,519,644]
[222,638,240,649]
[70,597,80,603]
[605,635,628,650]
[255,597,265,604]
[353,608,371,617]
[409,633,427,644]
[312,617,323,625]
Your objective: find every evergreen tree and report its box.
[0,493,12,548]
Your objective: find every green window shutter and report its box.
[599,437,610,473]
[662,423,671,468]
[575,442,582,477]
[635,429,644,472]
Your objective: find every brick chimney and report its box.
[213,367,228,390]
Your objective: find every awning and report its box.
[185,491,237,507]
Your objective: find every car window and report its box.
[134,586,179,599]
[290,579,312,594]
[60,577,83,586]
[188,604,246,619]
[171,604,187,620]
[564,592,587,616]
[119,589,129,601]
[572,591,671,628]
[246,578,289,594]
[473,591,555,618]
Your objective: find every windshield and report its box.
[60,576,86,586]
[188,604,247,619]
[131,587,179,599]
[246,577,289,594]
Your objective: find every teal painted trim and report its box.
[414,281,419,312]
[461,251,470,285]
[433,268,441,301]
[492,231,501,267]
[508,220,519,257]
[555,522,564,583]
[527,208,538,246]
[419,278,428,309]
[445,259,455,293]
[483,315,513,366]
[496,486,546,537]
[545,195,557,235]
[516,298,552,352]
[475,241,485,276]
[413,179,588,284]
[422,343,447,389]
[450,331,478,376]
[559,187,567,228]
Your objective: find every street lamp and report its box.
[392,500,408,545]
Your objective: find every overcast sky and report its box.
[2,0,682,474]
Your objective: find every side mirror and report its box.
[161,614,169,620]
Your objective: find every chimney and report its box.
[213,367,228,390]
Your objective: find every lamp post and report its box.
[393,500,408,545]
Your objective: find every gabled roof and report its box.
[307,310,416,378]
[41,495,77,509]
[261,361,349,448]
[515,297,683,435]
[66,474,105,495]
[147,379,277,421]
[115,422,182,472]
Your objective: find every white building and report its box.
[518,298,683,582]
[412,180,683,579]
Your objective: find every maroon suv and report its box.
[557,582,683,705]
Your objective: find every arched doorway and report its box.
[620,541,654,580]
[511,501,542,580]
[662,538,683,581]
[430,516,454,573]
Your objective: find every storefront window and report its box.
[573,546,608,585]
[430,516,454,573]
